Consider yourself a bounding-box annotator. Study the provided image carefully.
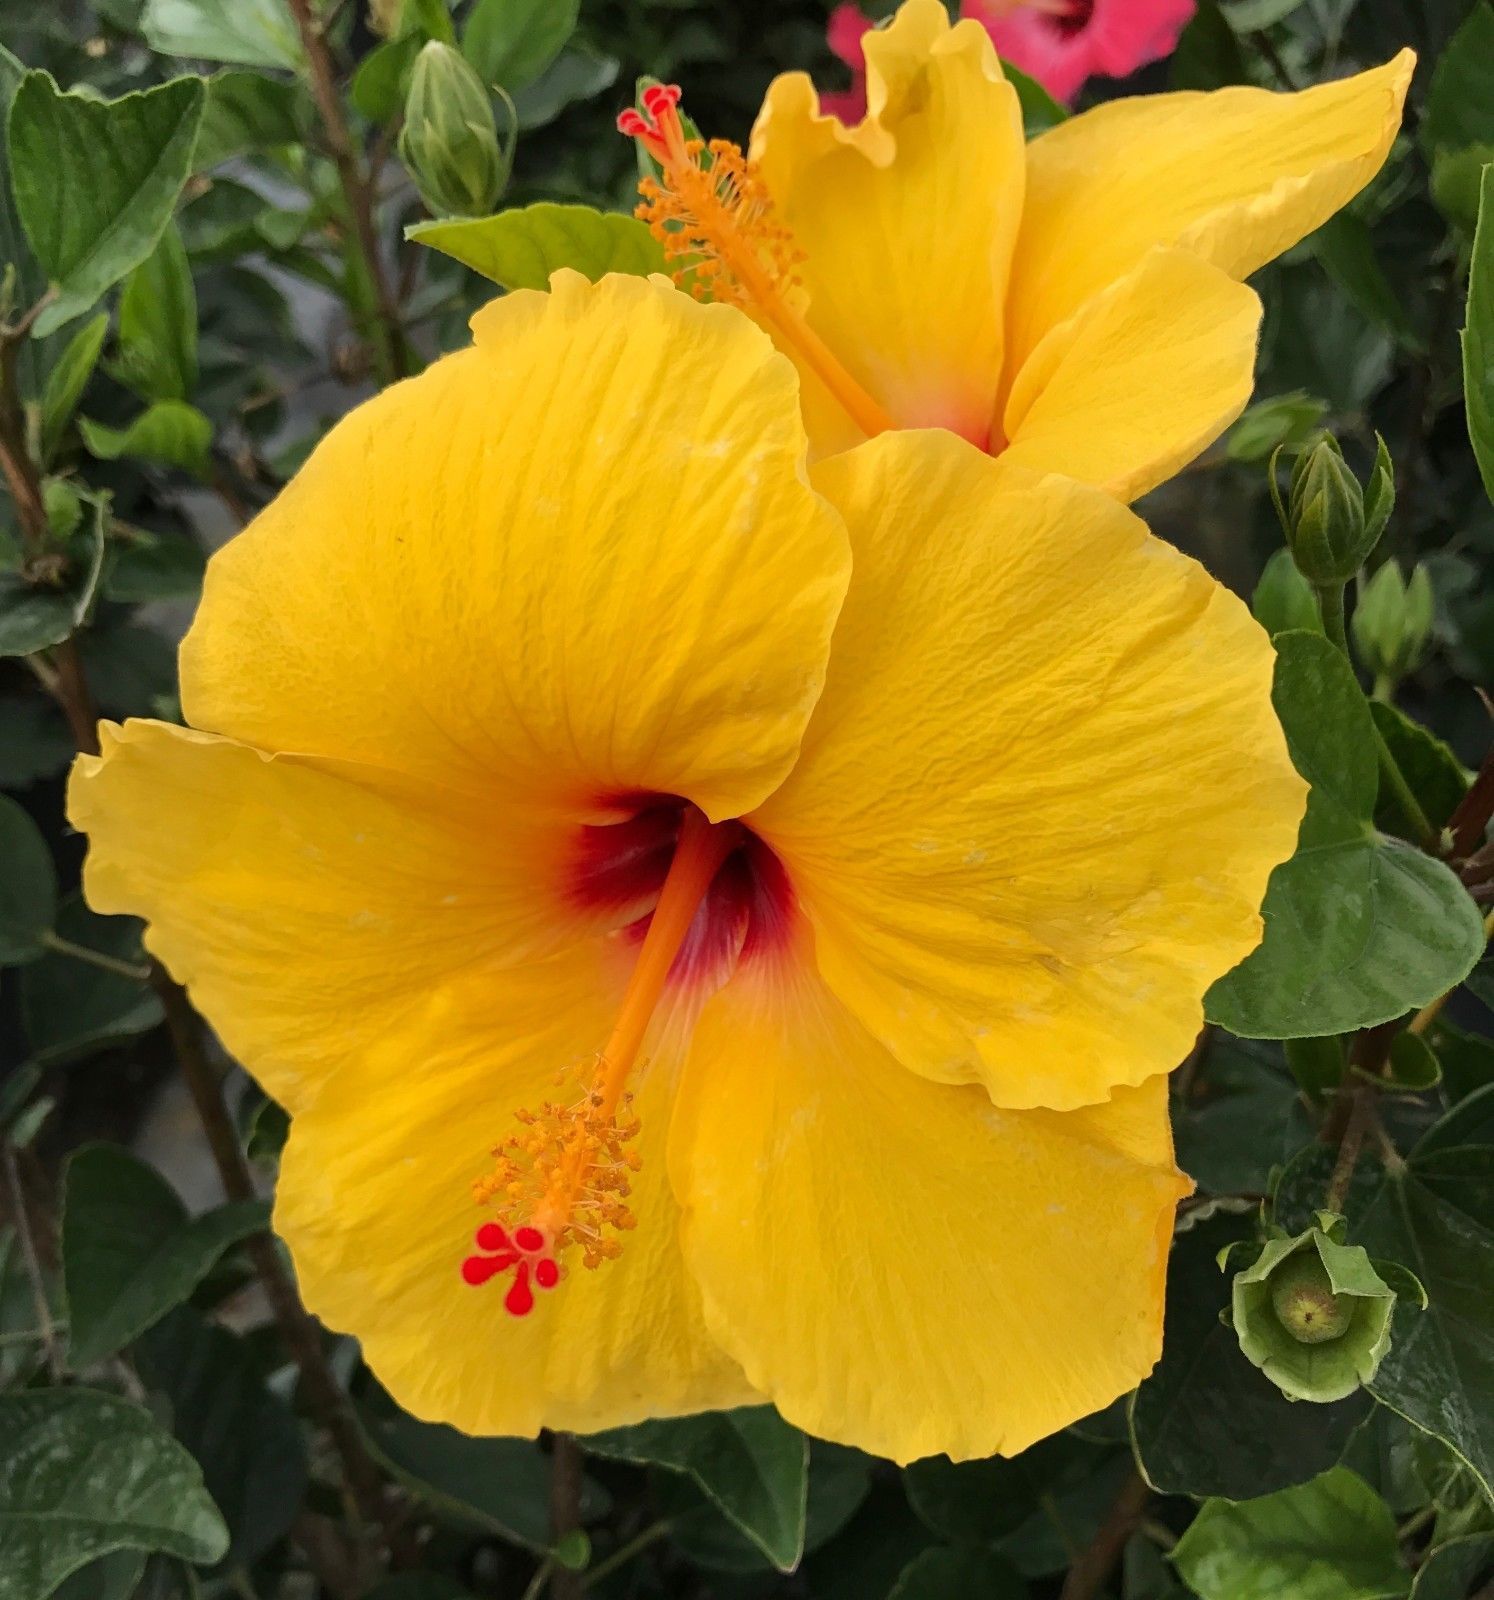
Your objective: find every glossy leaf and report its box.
[462,0,579,91]
[141,0,303,70]
[1206,632,1484,1037]
[1131,1215,1370,1500]
[62,1143,268,1368]
[408,202,665,290]
[1466,165,1494,506]
[194,69,305,168]
[135,1307,308,1569]
[20,894,161,1064]
[360,1388,608,1550]
[0,1388,227,1598]
[81,401,212,477]
[1173,1468,1409,1600]
[510,47,618,131]
[0,796,55,966]
[1410,1534,1494,1600]
[1423,2,1494,154]
[1370,703,1469,835]
[888,1546,1030,1599]
[103,525,206,604]
[8,73,206,336]
[587,1408,808,1572]
[39,313,109,465]
[115,223,197,402]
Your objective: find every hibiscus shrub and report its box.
[2,2,1494,1599]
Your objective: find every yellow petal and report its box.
[71,721,753,1432]
[749,0,1024,456]
[1005,52,1414,381]
[753,433,1304,1111]
[182,270,849,822]
[671,954,1189,1463]
[999,249,1263,502]
[280,994,758,1439]
[68,721,591,1112]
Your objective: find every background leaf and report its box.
[462,0,580,91]
[0,795,55,966]
[0,1388,228,1599]
[1464,164,1494,505]
[7,73,206,335]
[408,202,666,290]
[141,0,304,70]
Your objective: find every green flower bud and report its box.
[399,42,510,219]
[1227,1215,1400,1403]
[1352,560,1434,689]
[1276,433,1394,587]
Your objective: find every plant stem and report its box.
[581,1522,672,1591]
[1254,29,1302,91]
[520,1560,555,1600]
[1325,1081,1376,1213]
[1315,582,1349,654]
[284,0,413,383]
[1058,1468,1150,1600]
[154,968,416,1567]
[549,1433,586,1600]
[1447,739,1494,860]
[37,929,151,982]
[0,1143,63,1379]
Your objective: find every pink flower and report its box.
[823,0,1197,117]
[967,0,1197,104]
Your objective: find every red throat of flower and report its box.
[462,808,745,1317]
[616,84,895,441]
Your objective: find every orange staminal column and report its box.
[617,84,896,442]
[462,808,741,1317]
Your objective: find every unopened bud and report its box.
[1352,560,1434,688]
[399,42,509,218]
[1226,1214,1411,1403]
[1276,433,1394,587]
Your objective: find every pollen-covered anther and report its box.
[617,85,802,312]
[468,1068,644,1295]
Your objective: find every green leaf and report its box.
[352,33,423,123]
[1231,392,1331,464]
[1276,1088,1494,1501]
[103,525,205,604]
[194,69,305,168]
[1130,1214,1371,1500]
[1252,548,1325,636]
[587,1408,807,1572]
[462,0,579,91]
[1410,1533,1494,1600]
[8,73,206,336]
[1172,1041,1315,1193]
[0,795,55,966]
[1170,0,1249,90]
[888,1546,1030,1600]
[1464,164,1494,507]
[1173,1468,1410,1600]
[81,400,212,476]
[359,1388,609,1550]
[51,1552,146,1600]
[135,1307,309,1570]
[1423,2,1494,154]
[39,312,108,464]
[115,223,197,401]
[510,46,618,131]
[1314,214,1422,349]
[20,893,162,1065]
[1369,703,1469,835]
[1002,62,1065,136]
[408,201,665,290]
[62,1143,269,1368]
[0,696,71,786]
[0,1388,228,1598]
[141,0,304,70]
[1205,632,1485,1038]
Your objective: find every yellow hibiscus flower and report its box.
[618,0,1413,497]
[69,273,1303,1462]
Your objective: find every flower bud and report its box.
[399,42,509,219]
[1352,560,1434,688]
[1226,1214,1408,1403]
[1277,433,1394,587]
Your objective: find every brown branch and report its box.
[284,0,413,382]
[1059,1468,1150,1600]
[1448,741,1494,861]
[0,1144,64,1380]
[154,970,418,1570]
[549,1433,586,1600]
[1325,1082,1377,1214]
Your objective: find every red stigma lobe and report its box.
[460,1221,561,1316]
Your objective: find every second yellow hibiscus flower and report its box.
[621,0,1412,499]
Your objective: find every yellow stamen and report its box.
[626,89,895,441]
[473,809,740,1271]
